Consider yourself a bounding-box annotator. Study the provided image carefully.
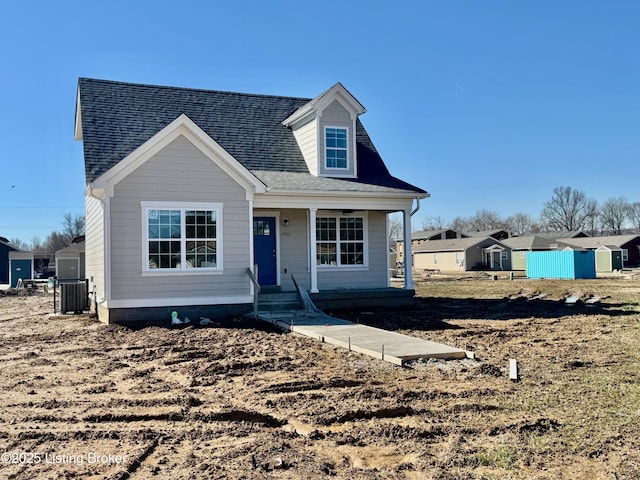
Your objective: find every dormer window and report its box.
[282,83,365,178]
[325,127,348,169]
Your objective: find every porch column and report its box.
[403,208,414,290]
[309,208,319,293]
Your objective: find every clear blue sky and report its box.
[2,1,640,243]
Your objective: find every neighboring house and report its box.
[55,237,86,280]
[413,237,512,273]
[465,229,509,241]
[533,231,589,239]
[396,229,466,263]
[559,235,640,268]
[75,79,428,324]
[502,236,574,270]
[0,238,18,284]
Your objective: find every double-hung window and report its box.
[142,202,222,273]
[324,127,348,169]
[316,215,366,267]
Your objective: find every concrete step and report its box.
[258,292,302,311]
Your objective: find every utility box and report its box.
[60,281,89,314]
[526,250,596,279]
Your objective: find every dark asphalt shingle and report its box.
[77,78,426,194]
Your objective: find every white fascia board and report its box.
[258,188,429,200]
[91,114,266,197]
[74,89,83,141]
[86,184,106,200]
[314,83,366,116]
[282,82,366,127]
[282,104,314,128]
[254,192,422,211]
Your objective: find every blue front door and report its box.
[10,259,31,288]
[253,217,277,285]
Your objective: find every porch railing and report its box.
[246,265,261,318]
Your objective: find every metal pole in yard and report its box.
[53,277,57,314]
[381,344,385,361]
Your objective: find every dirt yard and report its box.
[0,274,639,479]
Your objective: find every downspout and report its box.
[403,198,421,290]
[87,185,109,308]
[410,198,421,217]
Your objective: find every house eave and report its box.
[260,188,429,200]
[282,82,367,127]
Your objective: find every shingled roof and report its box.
[76,78,425,194]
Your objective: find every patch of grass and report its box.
[526,432,555,454]
[475,445,517,470]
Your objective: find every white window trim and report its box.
[622,249,629,261]
[323,126,350,171]
[316,212,368,270]
[141,201,223,276]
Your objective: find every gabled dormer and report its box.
[282,83,366,178]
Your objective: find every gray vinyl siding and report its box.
[292,118,318,175]
[85,194,105,301]
[109,135,251,302]
[317,211,388,289]
[278,209,310,291]
[318,100,356,177]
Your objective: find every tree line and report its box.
[419,186,640,237]
[10,213,84,253]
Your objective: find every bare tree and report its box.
[449,216,472,233]
[29,236,43,252]
[36,213,86,254]
[421,215,445,231]
[62,213,85,243]
[468,209,504,232]
[628,202,640,234]
[42,231,69,254]
[505,213,540,236]
[448,210,504,234]
[388,213,403,243]
[599,196,629,235]
[9,238,30,250]
[540,186,599,232]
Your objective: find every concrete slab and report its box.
[258,310,467,366]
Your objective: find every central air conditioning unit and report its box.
[60,282,89,314]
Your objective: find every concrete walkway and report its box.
[257,310,468,366]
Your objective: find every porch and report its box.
[251,205,418,295]
[258,287,416,312]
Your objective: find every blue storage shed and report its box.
[526,250,596,279]
[8,251,34,288]
[0,238,18,284]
